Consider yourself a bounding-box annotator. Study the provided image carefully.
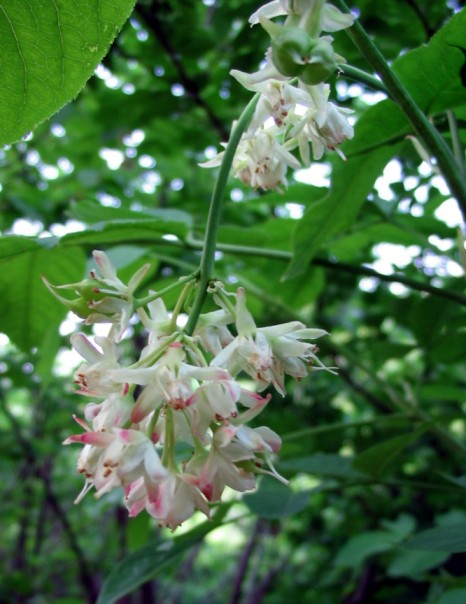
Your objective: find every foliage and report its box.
[1,0,466,603]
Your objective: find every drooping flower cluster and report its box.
[47,252,331,529]
[202,0,355,190]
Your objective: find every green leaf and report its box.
[387,549,449,578]
[243,478,312,519]
[68,200,193,228]
[432,589,466,604]
[405,523,466,553]
[286,143,398,278]
[0,0,136,145]
[352,429,426,478]
[59,217,191,247]
[279,453,367,480]
[334,530,403,568]
[0,238,85,351]
[393,8,466,113]
[96,506,230,604]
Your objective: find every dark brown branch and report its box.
[229,520,263,604]
[136,2,229,141]
[0,396,97,604]
[404,0,435,38]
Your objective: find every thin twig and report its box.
[136,2,229,141]
[230,520,262,604]
[0,396,97,603]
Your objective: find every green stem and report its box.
[334,0,466,220]
[338,63,387,94]
[169,280,196,331]
[446,110,466,180]
[187,237,466,307]
[134,272,198,308]
[162,406,177,473]
[185,92,260,335]
[282,413,414,442]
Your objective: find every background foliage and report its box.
[1,0,466,602]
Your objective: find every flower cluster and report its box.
[50,252,331,529]
[202,0,355,190]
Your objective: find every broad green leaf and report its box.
[432,589,466,604]
[0,237,85,351]
[279,453,367,480]
[68,200,193,228]
[334,530,403,568]
[0,0,136,145]
[243,478,312,519]
[393,8,466,113]
[96,506,230,604]
[387,549,449,578]
[59,217,191,247]
[342,10,466,158]
[405,523,466,553]
[329,221,429,261]
[286,144,398,278]
[352,429,426,478]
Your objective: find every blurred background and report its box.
[1,0,466,602]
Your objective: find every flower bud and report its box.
[271,28,337,85]
[271,27,313,78]
[299,39,337,85]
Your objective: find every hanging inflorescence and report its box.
[201,0,355,191]
[44,251,332,529]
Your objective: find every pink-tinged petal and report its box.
[72,414,92,431]
[144,446,168,482]
[128,499,147,517]
[254,426,282,453]
[63,432,114,447]
[113,427,146,445]
[92,251,119,282]
[237,390,272,424]
[131,387,162,423]
[215,425,238,447]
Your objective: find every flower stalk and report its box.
[334,0,466,221]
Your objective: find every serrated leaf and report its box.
[0,238,85,351]
[96,506,230,604]
[243,478,311,519]
[405,523,466,553]
[352,429,426,478]
[0,0,136,145]
[393,8,466,113]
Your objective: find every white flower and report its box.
[249,0,355,33]
[145,473,210,530]
[194,308,234,355]
[288,83,353,161]
[86,250,151,340]
[71,333,123,397]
